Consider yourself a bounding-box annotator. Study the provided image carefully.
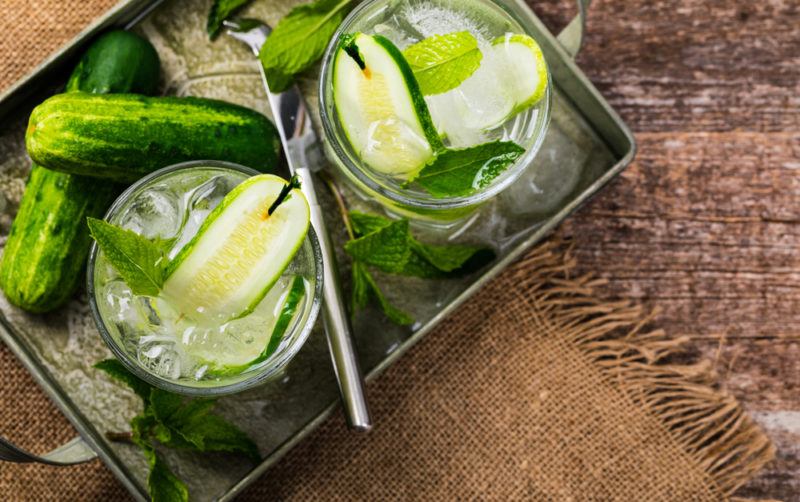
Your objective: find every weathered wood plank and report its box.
[530,0,800,133]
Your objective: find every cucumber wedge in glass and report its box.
[196,275,308,377]
[333,33,442,179]
[162,174,310,321]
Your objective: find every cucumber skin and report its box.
[371,35,444,152]
[66,31,160,95]
[0,168,120,312]
[26,93,282,183]
[0,30,159,313]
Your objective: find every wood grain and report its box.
[526,0,800,498]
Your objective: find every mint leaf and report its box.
[259,0,353,93]
[352,262,413,325]
[350,211,394,237]
[207,0,253,39]
[87,217,166,296]
[349,211,493,277]
[142,441,189,502]
[94,359,153,404]
[344,219,411,273]
[414,141,525,198]
[130,414,188,502]
[410,240,488,273]
[403,31,482,95]
[150,390,260,461]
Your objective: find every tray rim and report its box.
[0,0,636,500]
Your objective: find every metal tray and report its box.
[0,0,634,500]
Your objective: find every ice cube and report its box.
[170,175,232,257]
[373,22,417,49]
[398,2,491,43]
[426,52,515,147]
[119,186,182,240]
[103,279,142,325]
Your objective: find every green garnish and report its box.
[96,360,260,502]
[351,261,414,325]
[344,211,495,324]
[259,0,354,93]
[207,0,254,39]
[402,31,483,95]
[413,141,526,198]
[87,217,167,296]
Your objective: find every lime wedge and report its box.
[333,33,442,178]
[491,34,549,112]
[162,174,310,321]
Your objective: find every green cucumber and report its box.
[333,33,442,179]
[202,275,307,377]
[66,30,160,95]
[26,93,282,182]
[0,30,160,313]
[162,174,310,321]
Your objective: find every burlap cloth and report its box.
[0,1,775,501]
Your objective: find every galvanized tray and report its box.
[0,0,634,500]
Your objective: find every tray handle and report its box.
[0,435,97,465]
[557,0,590,58]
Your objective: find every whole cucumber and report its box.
[0,30,161,313]
[26,93,282,182]
[66,30,160,95]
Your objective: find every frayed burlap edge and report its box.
[507,239,776,500]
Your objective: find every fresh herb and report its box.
[87,217,167,296]
[96,360,260,502]
[351,261,414,325]
[207,0,254,39]
[259,0,354,93]
[403,31,483,95]
[344,219,412,274]
[345,210,494,323]
[349,211,493,277]
[413,141,525,198]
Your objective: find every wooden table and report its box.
[531,0,799,498]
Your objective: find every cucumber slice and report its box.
[425,33,548,143]
[162,174,310,321]
[333,33,442,178]
[198,275,307,377]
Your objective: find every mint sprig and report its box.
[344,210,494,324]
[413,141,525,198]
[207,0,254,39]
[87,217,166,296]
[259,0,354,93]
[403,31,483,95]
[96,360,260,501]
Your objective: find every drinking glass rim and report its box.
[87,161,324,397]
[318,0,553,211]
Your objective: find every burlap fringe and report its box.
[508,239,775,499]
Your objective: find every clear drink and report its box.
[88,162,322,396]
[320,0,552,224]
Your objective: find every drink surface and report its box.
[93,167,316,387]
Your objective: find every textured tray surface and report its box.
[0,0,622,499]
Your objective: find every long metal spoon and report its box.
[225,19,371,431]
